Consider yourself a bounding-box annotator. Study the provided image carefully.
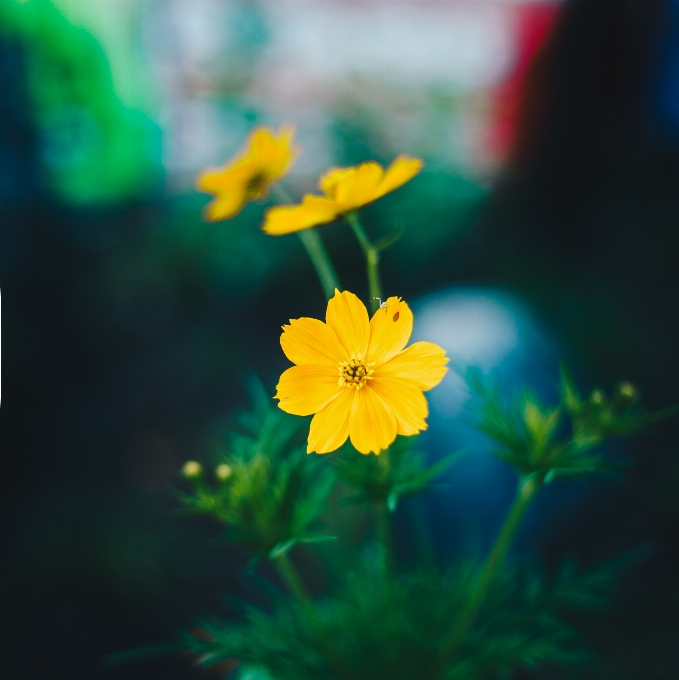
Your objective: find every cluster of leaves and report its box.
[179,380,334,560]
[333,436,459,512]
[182,557,619,680]
[468,366,663,481]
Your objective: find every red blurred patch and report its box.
[486,2,561,161]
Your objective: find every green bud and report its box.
[182,460,202,479]
[590,389,605,406]
[619,381,636,399]
[215,463,232,481]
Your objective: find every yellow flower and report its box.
[275,290,448,455]
[262,155,423,236]
[196,125,298,222]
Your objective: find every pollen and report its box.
[338,354,375,390]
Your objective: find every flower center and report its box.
[338,355,374,390]
[245,171,269,198]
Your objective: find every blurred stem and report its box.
[430,473,543,678]
[345,211,382,313]
[376,452,393,573]
[271,185,340,300]
[274,552,349,672]
[273,552,313,606]
[297,229,340,300]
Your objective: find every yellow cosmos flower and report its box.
[275,290,448,455]
[262,155,423,236]
[196,125,298,222]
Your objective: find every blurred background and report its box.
[2,0,679,678]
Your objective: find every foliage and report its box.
[182,557,619,680]
[333,435,460,512]
[179,379,335,560]
[467,366,662,482]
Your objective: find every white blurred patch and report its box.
[413,290,523,417]
[262,2,516,90]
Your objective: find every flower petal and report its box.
[202,193,247,222]
[349,386,397,455]
[307,387,355,454]
[275,365,341,416]
[319,167,354,198]
[373,155,423,200]
[366,297,413,366]
[374,341,448,391]
[280,317,345,367]
[325,290,370,359]
[249,125,298,178]
[262,195,341,235]
[370,377,428,436]
[334,162,384,209]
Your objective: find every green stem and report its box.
[274,552,349,672]
[273,552,313,606]
[376,452,393,573]
[297,229,340,300]
[345,211,382,312]
[270,185,340,300]
[431,473,543,677]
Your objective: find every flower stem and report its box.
[376,452,394,573]
[270,185,340,300]
[273,552,350,672]
[297,229,340,300]
[273,552,313,606]
[345,211,383,313]
[430,473,543,677]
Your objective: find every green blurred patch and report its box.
[1,0,161,204]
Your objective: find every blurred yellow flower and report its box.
[275,290,448,455]
[262,156,423,236]
[196,125,298,222]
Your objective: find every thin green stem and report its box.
[270,185,340,300]
[376,452,394,573]
[273,552,349,672]
[345,211,382,312]
[273,552,313,605]
[429,473,543,678]
[297,229,340,300]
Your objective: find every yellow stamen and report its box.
[338,354,374,390]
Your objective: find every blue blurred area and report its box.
[412,288,607,558]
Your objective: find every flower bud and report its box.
[618,382,636,400]
[590,389,605,406]
[182,460,202,479]
[215,463,232,481]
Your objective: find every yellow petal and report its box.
[370,377,428,436]
[372,155,423,200]
[366,297,413,366]
[275,365,341,416]
[325,290,370,359]
[307,387,355,454]
[374,341,448,391]
[249,124,298,178]
[349,386,397,455]
[262,195,341,235]
[319,166,354,198]
[202,196,242,222]
[334,162,384,209]
[280,318,345,367]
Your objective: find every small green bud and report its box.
[619,381,636,399]
[215,463,232,481]
[182,460,202,479]
[590,389,605,406]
